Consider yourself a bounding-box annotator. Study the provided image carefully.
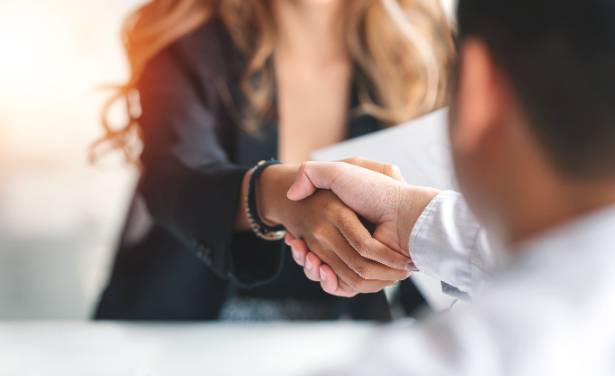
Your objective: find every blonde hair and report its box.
[92,0,454,163]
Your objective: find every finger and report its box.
[288,235,309,253]
[341,157,405,182]
[286,162,319,201]
[319,264,356,298]
[307,235,404,294]
[335,273,395,296]
[319,263,338,293]
[303,252,322,282]
[306,239,366,292]
[336,212,413,271]
[284,233,297,244]
[334,280,359,298]
[323,226,410,281]
[287,161,342,201]
[319,264,352,297]
[291,247,306,267]
[286,235,308,267]
[320,264,392,298]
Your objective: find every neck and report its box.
[273,0,345,64]
[505,178,615,247]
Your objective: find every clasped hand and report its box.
[265,158,438,298]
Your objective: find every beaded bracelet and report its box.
[245,159,287,241]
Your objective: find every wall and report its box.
[0,0,140,319]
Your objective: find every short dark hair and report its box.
[456,0,615,178]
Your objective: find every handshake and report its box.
[256,158,439,298]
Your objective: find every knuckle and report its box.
[323,204,337,220]
[352,262,368,279]
[353,260,377,280]
[345,275,362,292]
[327,195,344,209]
[326,206,347,225]
[318,195,335,212]
[311,224,329,241]
[355,238,371,257]
[333,206,351,223]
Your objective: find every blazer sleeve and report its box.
[136,45,283,288]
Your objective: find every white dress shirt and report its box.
[319,191,615,376]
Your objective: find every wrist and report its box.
[257,164,298,226]
[396,185,440,255]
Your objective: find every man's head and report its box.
[450,0,615,242]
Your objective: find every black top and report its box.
[94,18,425,321]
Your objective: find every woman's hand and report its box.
[257,164,412,296]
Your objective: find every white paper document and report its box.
[313,108,455,190]
[313,108,458,311]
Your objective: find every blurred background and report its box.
[0,0,456,320]
[0,0,141,319]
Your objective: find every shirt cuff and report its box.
[408,191,483,294]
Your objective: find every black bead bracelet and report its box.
[245,159,287,241]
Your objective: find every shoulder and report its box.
[153,17,243,84]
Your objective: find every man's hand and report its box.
[285,158,439,297]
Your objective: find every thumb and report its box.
[287,162,339,201]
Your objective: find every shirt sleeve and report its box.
[408,191,496,295]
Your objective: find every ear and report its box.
[454,38,506,151]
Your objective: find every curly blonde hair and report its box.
[92,0,454,163]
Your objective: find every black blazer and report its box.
[94,18,426,321]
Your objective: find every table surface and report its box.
[0,321,378,376]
